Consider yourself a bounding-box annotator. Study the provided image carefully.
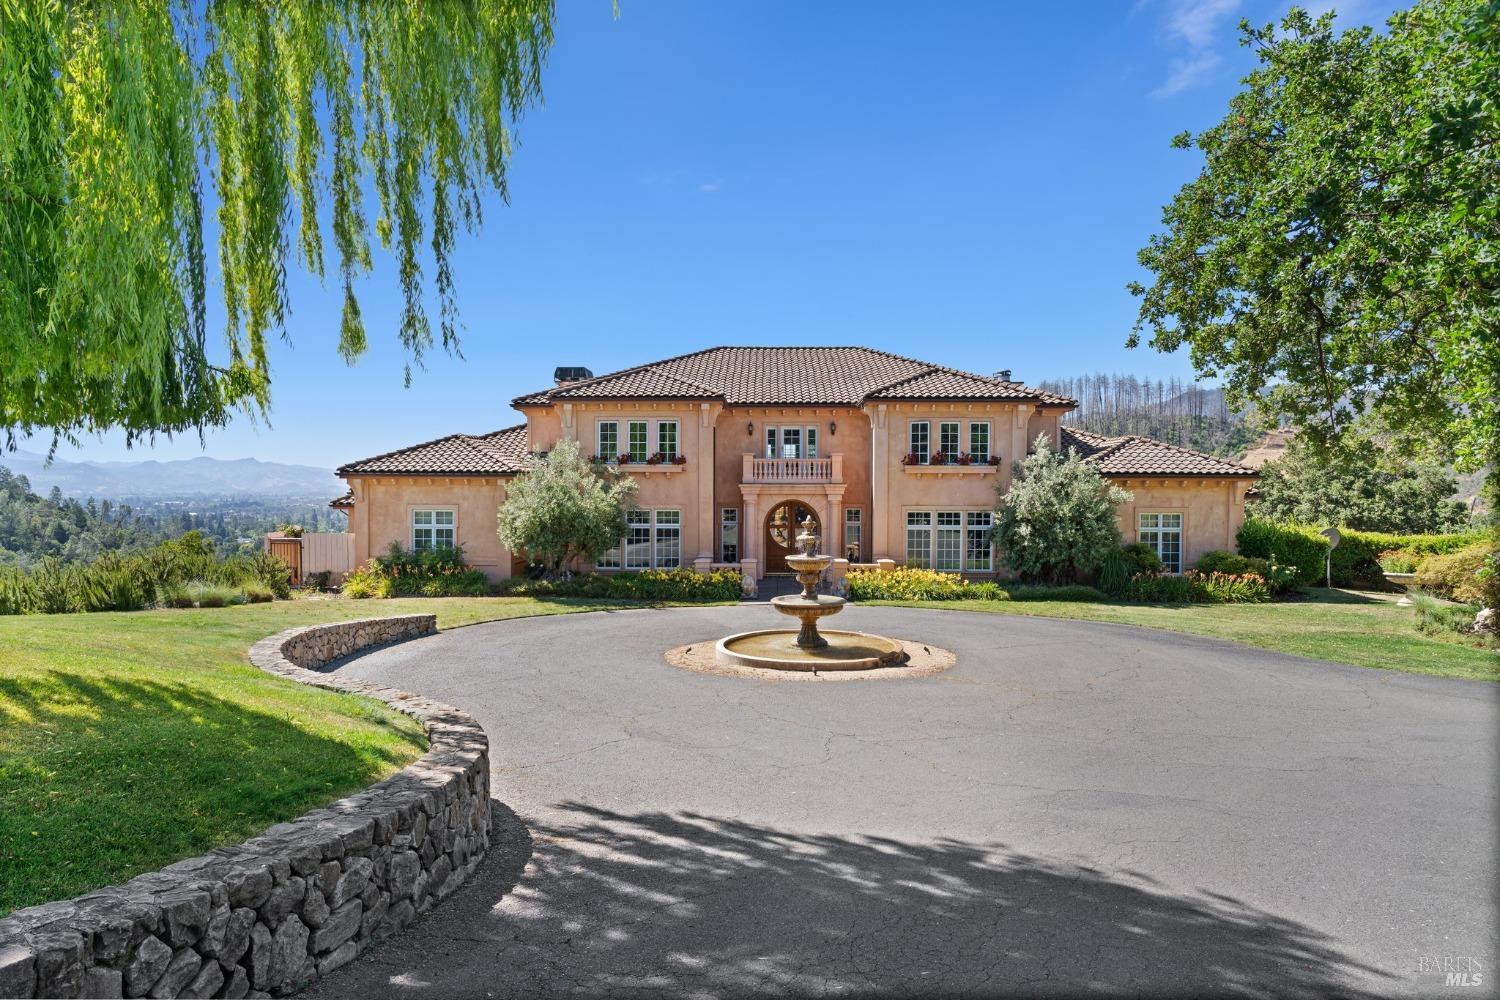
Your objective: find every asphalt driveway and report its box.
[306,604,1498,998]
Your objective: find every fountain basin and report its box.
[716,628,907,671]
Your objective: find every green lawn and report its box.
[866,589,1498,682]
[0,596,653,914]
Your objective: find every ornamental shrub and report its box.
[1413,544,1494,605]
[1236,518,1328,586]
[992,434,1133,584]
[1125,572,1198,603]
[1127,569,1270,603]
[342,561,394,599]
[848,567,978,601]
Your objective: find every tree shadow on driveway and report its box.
[312,800,1396,999]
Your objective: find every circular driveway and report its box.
[309,605,1497,998]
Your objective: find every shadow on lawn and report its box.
[0,671,417,913]
[315,800,1394,999]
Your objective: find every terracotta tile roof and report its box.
[514,347,1075,407]
[329,490,354,508]
[1061,426,1258,478]
[337,424,530,477]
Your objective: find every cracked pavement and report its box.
[304,605,1498,998]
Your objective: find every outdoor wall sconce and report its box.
[747,421,754,436]
[829,420,837,436]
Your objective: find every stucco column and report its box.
[742,492,760,571]
[868,404,890,561]
[696,403,717,560]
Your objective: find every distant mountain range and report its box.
[2,449,340,499]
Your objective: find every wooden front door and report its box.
[764,501,820,573]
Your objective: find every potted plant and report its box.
[618,452,635,465]
[901,452,923,466]
[987,455,1002,466]
[931,451,949,466]
[670,453,687,465]
[646,451,665,465]
[955,452,973,466]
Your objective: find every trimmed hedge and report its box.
[1236,518,1483,589]
[496,568,742,602]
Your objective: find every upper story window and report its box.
[657,420,679,458]
[969,422,990,462]
[938,422,960,459]
[763,426,820,459]
[908,421,930,464]
[412,508,455,552]
[597,421,619,460]
[626,421,649,463]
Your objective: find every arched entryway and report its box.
[764,500,821,574]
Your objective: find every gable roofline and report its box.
[510,345,1077,408]
[1060,426,1259,479]
[337,424,529,477]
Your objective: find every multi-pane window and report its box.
[654,510,681,568]
[627,421,649,463]
[934,512,963,571]
[597,421,619,460]
[909,422,930,464]
[412,509,455,552]
[721,508,739,562]
[969,422,991,462]
[765,427,778,458]
[601,509,683,570]
[966,512,993,571]
[780,427,802,459]
[843,508,862,562]
[1139,512,1184,573]
[806,427,819,459]
[906,510,994,572]
[938,422,960,459]
[624,510,652,568]
[657,421,679,459]
[905,512,932,567]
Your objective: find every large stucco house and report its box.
[333,347,1257,584]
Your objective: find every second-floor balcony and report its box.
[742,453,843,484]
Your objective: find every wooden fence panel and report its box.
[266,536,303,585]
[301,532,355,583]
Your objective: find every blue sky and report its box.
[35,0,1399,470]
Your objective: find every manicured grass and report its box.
[864,589,1498,682]
[0,596,653,914]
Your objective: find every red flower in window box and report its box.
[670,453,687,465]
[955,452,973,466]
[901,452,923,466]
[930,451,949,465]
[618,453,635,465]
[987,455,1001,466]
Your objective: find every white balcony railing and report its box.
[742,454,842,483]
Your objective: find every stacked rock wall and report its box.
[0,615,490,999]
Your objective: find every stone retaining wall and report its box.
[0,615,490,999]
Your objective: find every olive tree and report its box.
[993,435,1133,584]
[497,440,636,577]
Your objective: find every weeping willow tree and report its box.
[0,1,554,447]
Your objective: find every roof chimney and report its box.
[553,366,593,386]
[995,369,1012,382]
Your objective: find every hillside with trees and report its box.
[1038,374,1264,458]
[0,466,343,568]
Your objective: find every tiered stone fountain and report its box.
[716,515,906,671]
